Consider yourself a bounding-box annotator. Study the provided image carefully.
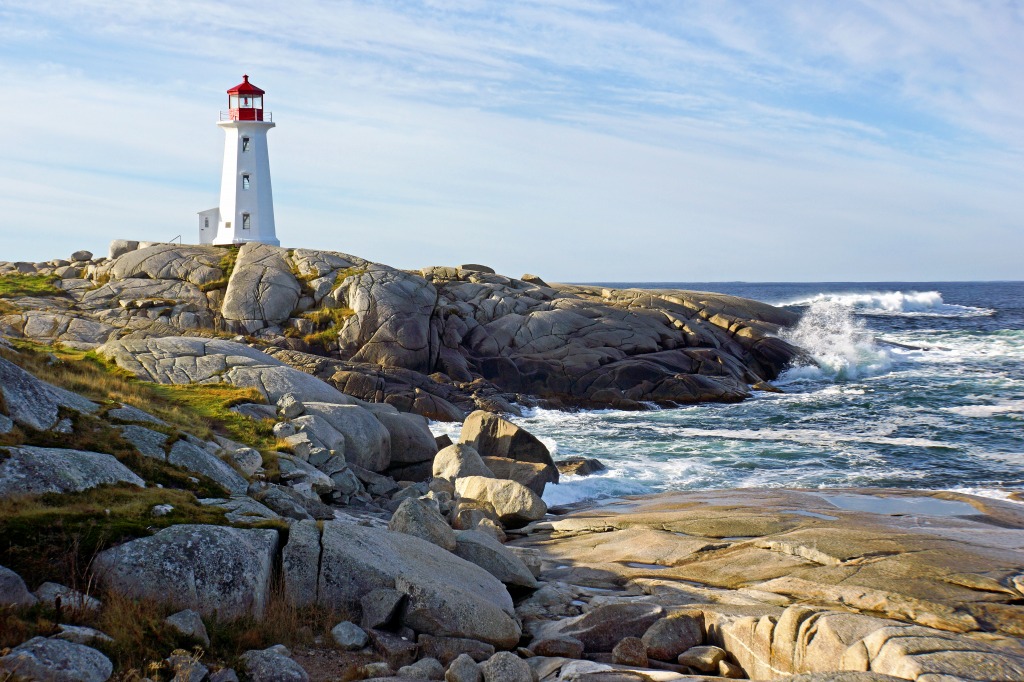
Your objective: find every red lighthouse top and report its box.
[226,75,266,121]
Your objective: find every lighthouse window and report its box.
[242,174,251,190]
[242,137,250,152]
[203,217,209,229]
[242,213,251,229]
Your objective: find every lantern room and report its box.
[225,74,267,121]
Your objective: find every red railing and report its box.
[219,110,273,122]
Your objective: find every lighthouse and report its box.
[198,75,279,246]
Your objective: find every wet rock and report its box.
[555,457,607,477]
[0,637,113,682]
[93,524,278,619]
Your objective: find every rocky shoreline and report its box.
[1,244,1022,681]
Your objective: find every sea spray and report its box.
[779,300,892,382]
[779,290,994,317]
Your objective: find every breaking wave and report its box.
[780,290,994,317]
[779,300,892,382]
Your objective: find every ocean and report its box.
[434,282,1024,506]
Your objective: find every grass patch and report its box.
[0,485,227,596]
[1,342,275,451]
[333,266,367,286]
[298,306,355,349]
[198,245,239,293]
[0,273,61,299]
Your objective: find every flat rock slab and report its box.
[97,336,358,405]
[0,356,97,431]
[0,446,144,497]
[514,488,1024,681]
[93,524,279,619]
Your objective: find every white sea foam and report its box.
[779,290,994,317]
[778,300,893,382]
[943,399,1024,418]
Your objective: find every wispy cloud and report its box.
[0,1,1020,279]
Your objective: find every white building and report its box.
[199,75,279,246]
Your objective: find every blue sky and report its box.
[0,0,1021,281]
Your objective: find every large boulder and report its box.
[334,265,440,372]
[222,243,302,330]
[373,410,438,465]
[92,525,279,619]
[0,357,97,431]
[433,443,493,481]
[302,402,391,472]
[0,637,112,682]
[454,476,547,525]
[318,521,521,648]
[168,440,248,495]
[0,446,144,497]
[0,564,37,608]
[106,243,225,286]
[453,530,538,588]
[389,497,457,551]
[481,456,557,496]
[458,411,554,467]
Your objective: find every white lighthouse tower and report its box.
[199,75,279,246]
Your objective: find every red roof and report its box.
[227,75,265,96]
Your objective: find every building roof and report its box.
[227,75,265,96]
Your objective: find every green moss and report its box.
[0,273,61,299]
